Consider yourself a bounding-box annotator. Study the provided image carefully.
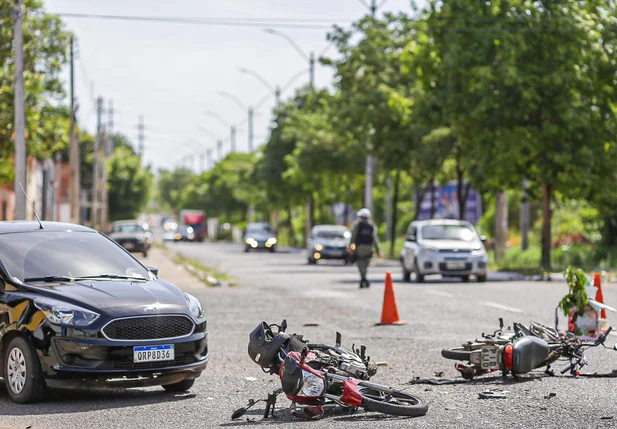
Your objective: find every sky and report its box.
[44,0,419,173]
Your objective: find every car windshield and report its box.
[112,223,144,233]
[315,229,349,240]
[421,224,476,241]
[0,231,149,282]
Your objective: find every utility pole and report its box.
[199,154,205,173]
[309,52,315,88]
[100,129,109,232]
[248,107,254,152]
[206,149,213,170]
[92,97,103,229]
[13,0,26,220]
[521,177,529,251]
[68,36,80,224]
[230,126,236,153]
[217,139,223,161]
[108,100,114,133]
[138,115,144,159]
[275,86,281,108]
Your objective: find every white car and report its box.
[400,219,488,283]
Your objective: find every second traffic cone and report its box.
[594,273,606,319]
[376,271,406,325]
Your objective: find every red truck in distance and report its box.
[181,209,206,242]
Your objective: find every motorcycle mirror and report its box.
[361,345,366,359]
[231,407,248,420]
[336,332,342,348]
[499,318,504,329]
[281,319,288,332]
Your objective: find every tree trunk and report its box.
[389,169,401,259]
[287,205,294,247]
[541,183,553,270]
[413,185,426,221]
[429,181,436,218]
[494,192,508,262]
[304,194,314,247]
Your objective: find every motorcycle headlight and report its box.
[34,299,100,327]
[184,293,204,319]
[299,372,325,397]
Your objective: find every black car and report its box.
[108,220,153,257]
[244,223,277,252]
[0,221,208,404]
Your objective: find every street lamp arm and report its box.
[218,90,247,112]
[281,69,310,93]
[205,110,230,127]
[238,67,274,93]
[195,125,217,141]
[264,28,309,61]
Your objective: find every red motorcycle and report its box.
[232,320,428,420]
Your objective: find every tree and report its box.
[157,168,195,214]
[0,0,71,183]
[107,146,152,221]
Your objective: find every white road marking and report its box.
[427,289,455,298]
[482,301,523,314]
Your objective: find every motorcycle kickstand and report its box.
[263,389,281,419]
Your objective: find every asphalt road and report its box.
[3,240,617,429]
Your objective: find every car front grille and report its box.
[103,316,195,341]
[438,249,471,253]
[105,355,198,370]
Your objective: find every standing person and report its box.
[349,208,381,288]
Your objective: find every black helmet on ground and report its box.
[248,320,291,371]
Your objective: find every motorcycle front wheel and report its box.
[441,347,472,361]
[359,387,428,417]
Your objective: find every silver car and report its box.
[400,219,488,283]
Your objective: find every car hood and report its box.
[420,239,482,251]
[32,279,189,313]
[246,233,275,241]
[314,238,349,247]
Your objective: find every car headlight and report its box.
[472,247,486,256]
[314,244,324,251]
[34,299,100,327]
[267,237,277,245]
[423,246,438,254]
[184,293,204,319]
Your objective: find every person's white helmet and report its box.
[357,208,371,219]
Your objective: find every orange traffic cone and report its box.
[376,271,406,325]
[594,273,606,320]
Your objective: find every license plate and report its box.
[123,242,135,250]
[480,346,499,369]
[133,345,174,363]
[446,262,466,270]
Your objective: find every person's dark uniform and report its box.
[350,209,380,288]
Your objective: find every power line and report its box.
[55,13,339,29]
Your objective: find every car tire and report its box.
[4,336,46,404]
[402,267,411,283]
[477,274,487,283]
[162,378,195,393]
[244,246,250,253]
[269,246,276,253]
[142,250,148,258]
[461,275,470,282]
[414,259,424,283]
[308,258,316,265]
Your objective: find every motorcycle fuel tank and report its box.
[511,336,550,374]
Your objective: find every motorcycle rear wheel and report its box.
[359,388,428,417]
[441,347,472,361]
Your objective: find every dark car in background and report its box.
[0,221,208,404]
[109,220,153,257]
[244,222,277,252]
[307,225,352,264]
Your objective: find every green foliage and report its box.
[559,266,589,319]
[107,145,152,221]
[0,0,71,183]
[157,168,195,214]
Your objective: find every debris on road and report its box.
[544,392,556,399]
[245,377,257,381]
[376,361,389,367]
[303,323,319,327]
[434,371,445,377]
[479,390,508,399]
[600,416,614,420]
[409,377,469,386]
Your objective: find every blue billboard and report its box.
[416,182,482,224]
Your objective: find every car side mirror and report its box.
[406,235,416,242]
[480,235,487,244]
[145,265,159,276]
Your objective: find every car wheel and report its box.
[402,266,411,283]
[4,336,46,404]
[477,274,487,283]
[269,246,276,253]
[461,275,470,282]
[162,378,195,392]
[308,258,316,265]
[142,250,148,258]
[414,258,424,283]
[244,246,250,253]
